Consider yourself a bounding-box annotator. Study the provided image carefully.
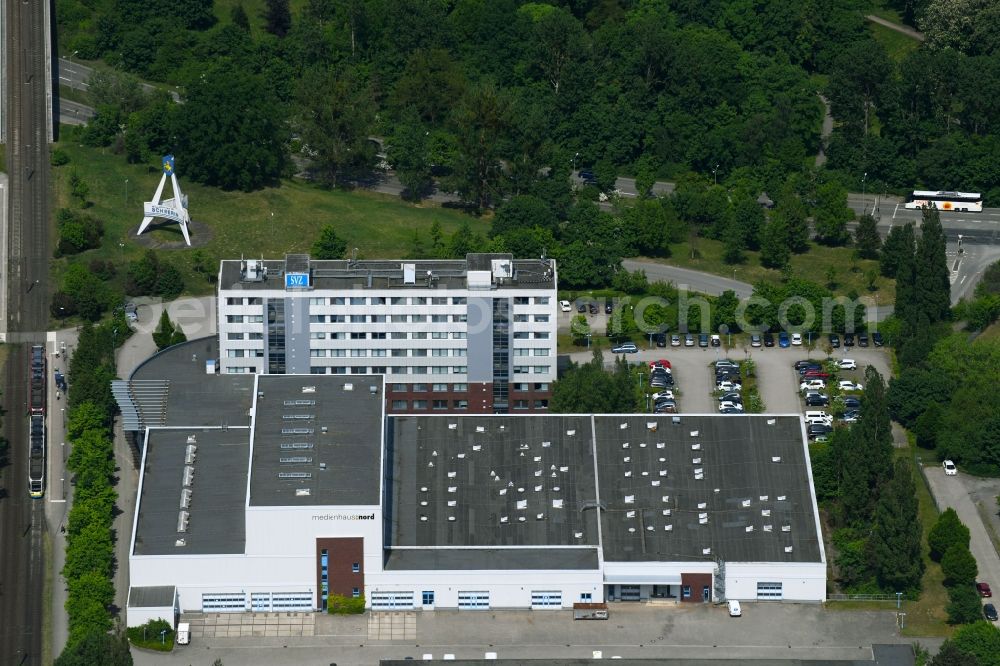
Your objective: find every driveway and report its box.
[924,467,1000,627]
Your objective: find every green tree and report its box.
[880,223,915,278]
[391,49,467,125]
[948,583,986,625]
[54,627,133,666]
[827,40,894,136]
[731,193,764,250]
[492,196,557,238]
[152,311,186,350]
[931,641,981,666]
[814,181,852,245]
[450,82,511,211]
[916,207,952,323]
[946,621,1000,666]
[69,170,90,208]
[154,263,185,299]
[870,459,924,592]
[759,216,791,269]
[231,3,250,31]
[264,0,291,37]
[941,544,978,586]
[389,112,434,201]
[854,214,881,259]
[312,225,348,259]
[857,366,894,499]
[66,571,115,641]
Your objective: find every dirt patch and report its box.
[130,218,212,249]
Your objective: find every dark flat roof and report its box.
[248,375,384,507]
[594,415,822,564]
[218,255,555,292]
[383,657,903,666]
[133,427,249,556]
[387,415,599,548]
[127,586,176,608]
[130,337,254,428]
[384,548,599,571]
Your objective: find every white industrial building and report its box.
[216,253,558,414]
[123,364,826,628]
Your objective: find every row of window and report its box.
[391,399,470,410]
[225,297,264,306]
[309,348,470,358]
[225,330,551,341]
[306,366,471,375]
[309,314,471,324]
[513,400,550,409]
[390,383,469,392]
[512,314,550,323]
[513,366,552,374]
[226,315,265,324]
[308,296,471,306]
[227,332,264,341]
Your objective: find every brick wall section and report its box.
[681,572,712,602]
[316,537,365,599]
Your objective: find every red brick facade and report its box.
[316,537,365,600]
[681,573,713,602]
[385,382,551,414]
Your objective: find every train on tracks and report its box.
[28,344,46,498]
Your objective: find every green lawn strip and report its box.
[869,22,920,63]
[50,139,488,297]
[57,85,92,106]
[640,238,896,302]
[213,0,309,32]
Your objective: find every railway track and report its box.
[1,0,52,662]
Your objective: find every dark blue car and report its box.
[778,332,790,348]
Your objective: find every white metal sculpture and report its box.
[137,154,191,245]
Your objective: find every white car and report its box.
[800,379,826,392]
[791,333,803,346]
[728,600,742,617]
[943,460,957,476]
[838,380,863,392]
[652,391,675,401]
[719,401,744,412]
[717,381,742,393]
[671,335,681,347]
[839,359,857,370]
[559,300,572,312]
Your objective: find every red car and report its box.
[977,582,992,598]
[803,370,830,379]
[649,360,672,370]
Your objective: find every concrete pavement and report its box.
[923,467,1000,628]
[622,258,753,299]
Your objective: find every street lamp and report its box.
[712,164,720,185]
[573,152,580,173]
[861,172,868,215]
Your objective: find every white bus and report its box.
[904,190,983,212]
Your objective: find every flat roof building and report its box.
[124,346,825,625]
[216,253,558,414]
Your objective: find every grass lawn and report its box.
[642,238,896,303]
[50,136,489,296]
[869,22,920,63]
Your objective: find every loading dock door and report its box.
[530,591,562,609]
[756,582,783,600]
[371,591,415,610]
[457,591,490,610]
[202,593,247,612]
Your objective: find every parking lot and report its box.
[137,601,926,666]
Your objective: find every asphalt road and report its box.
[1,0,53,662]
[56,56,180,101]
[924,467,1000,628]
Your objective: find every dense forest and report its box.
[55,0,1000,205]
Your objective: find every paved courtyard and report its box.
[185,612,315,639]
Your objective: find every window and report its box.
[352,588,360,598]
[391,315,408,323]
[514,297,530,305]
[452,383,467,391]
[310,349,327,358]
[390,366,407,374]
[453,400,468,409]
[371,315,386,323]
[431,315,448,323]
[391,349,406,357]
[453,349,466,357]
[226,315,244,324]
[432,383,449,392]
[515,349,530,356]
[533,348,549,356]
[453,366,467,373]
[513,383,529,392]
[513,314,528,322]
[412,366,428,374]
[330,332,345,340]
[309,332,327,340]
[534,400,549,409]
[371,366,386,374]
[392,384,407,391]
[534,332,550,339]
[413,297,427,305]
[422,591,435,606]
[391,400,408,410]
[350,315,366,323]
[412,349,427,357]
[412,384,427,392]
[432,349,449,357]
[432,297,448,305]
[682,586,691,599]
[391,297,407,305]
[227,349,245,358]
[513,332,529,340]
[247,315,264,323]
[534,315,550,323]
[330,314,346,322]
[350,297,366,305]
[309,315,327,324]
[391,332,407,339]
[412,400,428,410]
[457,591,490,609]
[432,367,448,375]
[352,562,360,573]
[535,297,550,305]
[756,582,783,600]
[412,332,427,339]
[534,383,549,391]
[514,366,529,374]
[309,297,325,306]
[514,400,529,410]
[331,367,347,374]
[452,297,466,305]
[411,314,427,323]
[530,591,561,608]
[432,400,448,410]
[372,332,386,339]
[350,332,366,340]
[451,332,466,339]
[246,297,262,305]
[248,332,263,340]
[331,297,345,305]
[453,314,467,323]
[226,297,243,305]
[350,349,366,357]
[371,296,386,305]
[311,367,327,375]
[580,593,592,602]
[533,365,551,374]
[227,332,244,340]
[432,332,448,339]
[371,349,387,357]
[330,349,346,357]
[351,366,367,373]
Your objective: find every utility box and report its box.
[176,622,190,645]
[573,603,609,620]
[205,359,217,375]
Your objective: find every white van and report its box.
[804,411,832,425]
[175,622,190,645]
[727,600,742,617]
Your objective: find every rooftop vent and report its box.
[619,422,628,430]
[295,488,311,497]
[691,443,701,450]
[369,385,378,395]
[647,422,657,431]
[741,499,751,508]
[185,444,197,464]
[448,423,457,430]
[771,456,782,463]
[180,489,192,509]
[745,525,754,533]
[767,418,776,425]
[477,425,486,433]
[702,548,711,555]
[278,472,312,479]
[566,429,576,436]
[177,511,190,533]
[343,383,354,392]
[665,524,673,531]
[784,546,794,553]
[182,466,194,487]
[302,386,316,393]
[175,539,187,547]
[186,435,197,444]
[690,430,699,437]
[759,495,769,501]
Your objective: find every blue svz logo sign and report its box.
[285,272,309,288]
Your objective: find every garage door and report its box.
[202,592,247,612]
[273,592,314,611]
[457,591,490,610]
[371,591,415,610]
[531,591,562,609]
[756,582,783,600]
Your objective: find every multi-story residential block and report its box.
[217,253,557,413]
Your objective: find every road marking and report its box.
[48,499,66,503]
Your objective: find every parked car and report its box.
[589,303,599,315]
[577,302,587,313]
[715,360,740,369]
[750,334,762,347]
[838,380,863,391]
[560,300,572,312]
[943,459,958,476]
[791,332,803,346]
[808,423,833,437]
[728,600,742,617]
[858,332,869,347]
[612,343,638,354]
[844,333,855,347]
[654,402,677,414]
[652,391,675,401]
[718,392,742,403]
[800,379,826,392]
[872,331,884,347]
[719,407,742,414]
[650,360,672,370]
[578,169,597,184]
[794,360,818,371]
[711,334,721,347]
[605,299,613,314]
[842,396,861,409]
[977,582,992,598]
[779,332,790,348]
[719,401,744,412]
[838,359,857,370]
[841,410,860,423]
[671,334,681,347]
[654,333,667,347]
[803,370,831,379]
[650,376,674,388]
[699,333,709,347]
[829,333,840,348]
[685,334,695,347]
[717,381,742,392]
[805,393,830,407]
[984,603,998,622]
[763,332,775,347]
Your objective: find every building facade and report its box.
[216,254,558,414]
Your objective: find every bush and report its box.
[941,544,978,586]
[51,149,70,166]
[54,208,104,256]
[327,593,365,614]
[126,619,174,651]
[929,509,972,561]
[947,583,986,625]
